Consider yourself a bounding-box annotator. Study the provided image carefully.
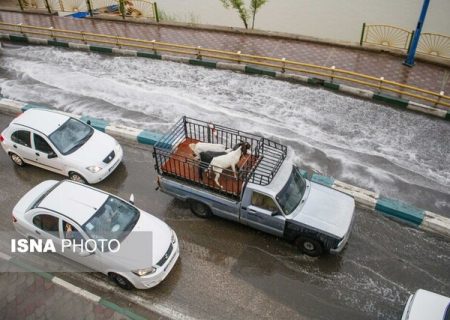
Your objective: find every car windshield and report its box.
[276,166,307,215]
[48,118,93,155]
[82,196,140,247]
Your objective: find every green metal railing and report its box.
[1,22,449,109]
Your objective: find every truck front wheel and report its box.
[189,200,212,218]
[295,237,323,257]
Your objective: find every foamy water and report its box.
[0,45,449,214]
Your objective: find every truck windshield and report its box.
[276,167,307,215]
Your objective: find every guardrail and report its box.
[16,0,158,20]
[0,21,449,109]
[360,23,450,61]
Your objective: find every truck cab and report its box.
[154,117,355,256]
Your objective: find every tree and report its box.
[250,0,267,29]
[220,0,249,29]
[220,0,268,29]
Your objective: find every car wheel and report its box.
[295,237,324,257]
[9,153,25,167]
[69,172,87,184]
[110,273,134,290]
[189,200,212,218]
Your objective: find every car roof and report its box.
[38,181,109,226]
[407,289,450,320]
[12,109,70,136]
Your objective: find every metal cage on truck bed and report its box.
[153,117,288,199]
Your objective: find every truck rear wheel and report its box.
[295,237,324,257]
[189,200,212,218]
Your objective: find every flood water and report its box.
[1,45,449,217]
[157,0,450,43]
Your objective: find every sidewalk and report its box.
[0,10,449,95]
[0,254,154,320]
[0,272,128,320]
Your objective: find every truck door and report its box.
[240,190,285,237]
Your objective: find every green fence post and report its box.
[86,0,94,17]
[360,22,366,46]
[119,0,126,19]
[153,2,160,22]
[406,30,415,54]
[43,0,52,13]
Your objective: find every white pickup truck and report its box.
[153,117,355,256]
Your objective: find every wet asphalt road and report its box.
[0,113,449,320]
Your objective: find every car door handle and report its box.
[35,230,41,235]
[248,210,257,215]
[13,144,17,149]
[35,152,40,156]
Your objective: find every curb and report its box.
[310,173,450,238]
[0,98,163,146]
[0,252,149,320]
[0,98,449,239]
[1,33,449,121]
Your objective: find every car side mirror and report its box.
[129,194,135,205]
[79,250,94,257]
[87,120,91,126]
[48,152,57,159]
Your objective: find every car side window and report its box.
[251,192,279,212]
[34,134,53,154]
[11,130,31,147]
[62,220,83,245]
[32,214,59,233]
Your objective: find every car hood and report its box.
[66,130,117,167]
[292,182,355,238]
[106,211,173,269]
[13,180,59,216]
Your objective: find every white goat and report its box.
[189,142,229,160]
[208,142,251,189]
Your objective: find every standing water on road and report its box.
[0,45,449,215]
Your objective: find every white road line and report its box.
[52,277,102,302]
[0,251,12,261]
[77,273,198,320]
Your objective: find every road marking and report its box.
[0,251,12,261]
[76,272,198,320]
[52,277,101,302]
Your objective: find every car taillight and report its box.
[12,215,17,223]
[0,135,4,143]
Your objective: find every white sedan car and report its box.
[13,180,179,289]
[402,289,450,320]
[0,108,123,184]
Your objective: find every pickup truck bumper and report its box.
[330,208,356,254]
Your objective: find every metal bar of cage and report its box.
[153,117,288,198]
